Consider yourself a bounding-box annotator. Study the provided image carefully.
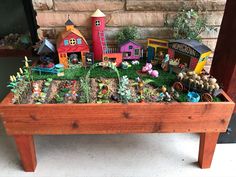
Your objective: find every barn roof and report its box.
[65,19,74,26]
[38,39,55,55]
[169,39,211,55]
[57,26,88,47]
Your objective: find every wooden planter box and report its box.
[0,49,33,57]
[0,91,234,172]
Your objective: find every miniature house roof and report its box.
[57,25,88,47]
[65,18,74,26]
[37,39,55,55]
[119,40,142,48]
[169,39,211,56]
[91,9,106,17]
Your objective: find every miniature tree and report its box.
[116,26,139,44]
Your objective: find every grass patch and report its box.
[32,60,177,87]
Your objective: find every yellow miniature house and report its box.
[168,39,212,74]
[147,38,169,62]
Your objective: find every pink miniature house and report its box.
[119,40,142,60]
[91,9,106,61]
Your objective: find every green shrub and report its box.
[116,26,139,44]
[165,9,217,41]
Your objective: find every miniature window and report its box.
[77,38,82,44]
[95,20,100,26]
[64,40,69,46]
[134,49,140,56]
[123,52,131,57]
[69,38,76,45]
[129,45,133,49]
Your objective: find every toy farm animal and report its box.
[148,69,159,78]
[142,63,152,73]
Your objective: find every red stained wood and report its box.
[14,135,37,172]
[0,49,32,57]
[198,132,220,169]
[0,93,234,135]
[210,0,236,113]
[0,90,234,171]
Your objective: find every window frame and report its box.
[134,49,140,56]
[95,20,100,26]
[69,38,76,46]
[64,39,69,46]
[77,38,82,45]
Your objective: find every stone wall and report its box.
[33,0,226,50]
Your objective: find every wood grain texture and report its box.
[0,92,234,135]
[198,132,220,169]
[14,135,37,172]
[0,49,32,57]
[210,0,236,113]
[0,91,234,171]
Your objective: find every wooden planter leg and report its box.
[14,135,37,172]
[198,132,220,169]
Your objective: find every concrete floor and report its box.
[0,121,236,177]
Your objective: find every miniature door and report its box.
[189,57,198,71]
[147,46,155,63]
[59,53,68,68]
[85,52,94,66]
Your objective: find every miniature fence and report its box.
[106,47,119,53]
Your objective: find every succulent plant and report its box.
[118,76,132,103]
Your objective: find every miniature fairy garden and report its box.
[6,9,224,105]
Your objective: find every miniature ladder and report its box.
[99,31,108,54]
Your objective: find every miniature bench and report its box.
[0,91,234,172]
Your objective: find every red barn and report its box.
[57,19,89,68]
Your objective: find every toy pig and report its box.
[148,69,159,78]
[142,63,152,73]
[151,70,159,78]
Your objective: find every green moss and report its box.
[33,60,177,87]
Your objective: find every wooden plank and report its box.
[210,0,236,113]
[0,49,32,57]
[14,135,37,172]
[198,132,220,169]
[0,102,234,120]
[0,99,234,135]
[3,121,231,135]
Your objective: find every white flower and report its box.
[24,56,28,62]
[25,61,29,68]
[19,68,23,74]
[17,72,21,78]
[12,75,17,82]
[10,76,14,82]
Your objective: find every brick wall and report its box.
[33,0,226,51]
